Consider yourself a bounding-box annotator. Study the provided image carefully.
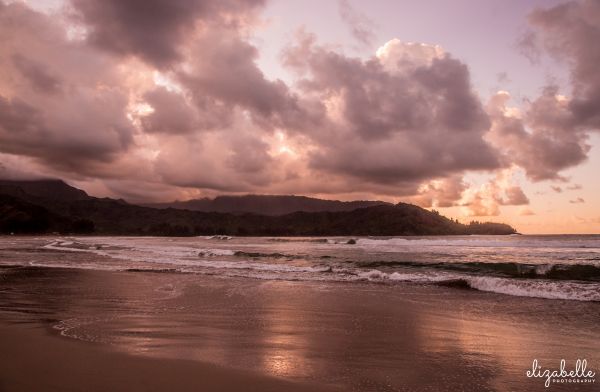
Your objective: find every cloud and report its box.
[177,26,301,122]
[11,53,62,94]
[0,153,53,180]
[495,0,600,183]
[569,197,585,204]
[486,89,590,181]
[376,39,445,72]
[152,131,278,192]
[283,35,499,189]
[338,0,375,47]
[496,72,510,85]
[460,169,529,217]
[2,0,596,216]
[140,87,198,134]
[0,3,136,175]
[526,0,600,130]
[553,183,583,193]
[69,0,265,68]
[502,185,529,205]
[408,175,467,208]
[519,207,536,216]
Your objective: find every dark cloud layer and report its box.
[0,0,597,210]
[502,0,599,182]
[283,34,499,186]
[70,0,265,68]
[478,0,600,189]
[487,88,590,181]
[527,0,600,130]
[0,2,134,174]
[11,53,62,94]
[141,87,198,134]
[178,27,297,121]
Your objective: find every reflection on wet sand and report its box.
[417,298,600,391]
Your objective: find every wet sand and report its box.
[0,322,337,392]
[1,266,599,391]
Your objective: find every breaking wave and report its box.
[356,260,600,282]
[355,269,600,302]
[356,237,600,249]
[17,236,600,303]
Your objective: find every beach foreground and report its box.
[1,254,599,391]
[0,322,336,392]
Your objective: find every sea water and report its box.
[1,235,599,302]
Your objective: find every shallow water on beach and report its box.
[1,235,599,391]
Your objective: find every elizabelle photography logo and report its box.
[527,359,596,388]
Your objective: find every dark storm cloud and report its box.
[0,2,135,174]
[11,54,62,94]
[282,35,499,186]
[141,87,198,134]
[173,26,324,138]
[489,0,600,183]
[226,135,273,176]
[4,0,597,206]
[0,94,132,170]
[487,88,590,182]
[178,28,293,119]
[0,0,506,201]
[527,0,600,130]
[69,0,265,68]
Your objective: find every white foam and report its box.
[534,264,553,275]
[209,235,233,240]
[43,241,109,256]
[356,237,600,249]
[28,260,119,271]
[357,269,457,283]
[187,259,332,274]
[354,268,600,302]
[198,249,236,257]
[467,276,600,302]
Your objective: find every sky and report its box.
[0,0,599,234]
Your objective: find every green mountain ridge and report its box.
[0,180,517,236]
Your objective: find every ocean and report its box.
[1,235,599,391]
[2,235,599,301]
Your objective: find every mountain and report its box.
[144,195,391,215]
[0,179,91,201]
[0,179,517,236]
[0,193,72,234]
